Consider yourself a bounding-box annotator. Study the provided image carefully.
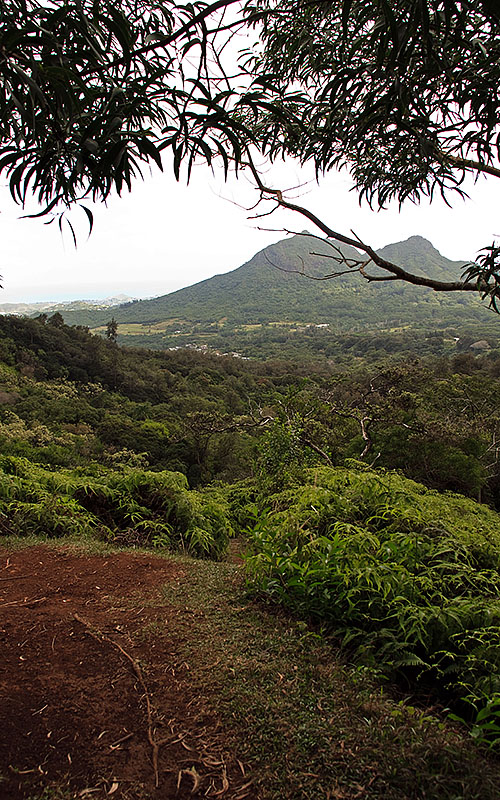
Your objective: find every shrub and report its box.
[246,466,500,707]
[0,456,232,558]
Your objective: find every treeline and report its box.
[1,314,500,504]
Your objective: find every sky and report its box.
[0,157,498,304]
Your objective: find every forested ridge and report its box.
[57,235,494,336]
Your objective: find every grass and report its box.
[159,557,500,800]
[3,535,500,799]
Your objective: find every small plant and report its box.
[449,694,500,748]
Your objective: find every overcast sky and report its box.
[0,158,498,303]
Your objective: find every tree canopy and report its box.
[1,1,499,302]
[243,0,500,306]
[0,0,247,220]
[250,1,500,206]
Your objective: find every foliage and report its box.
[256,416,306,492]
[1,2,500,302]
[2,315,500,741]
[0,455,232,557]
[159,557,500,800]
[250,1,500,206]
[245,466,500,709]
[0,0,253,221]
[2,314,500,503]
[2,2,499,216]
[449,694,500,748]
[106,317,118,343]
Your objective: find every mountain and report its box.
[58,234,490,333]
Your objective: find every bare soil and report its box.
[0,545,252,800]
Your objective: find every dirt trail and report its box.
[0,545,251,800]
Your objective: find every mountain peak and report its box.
[58,231,486,333]
[399,235,442,253]
[377,235,466,282]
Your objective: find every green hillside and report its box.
[2,314,500,747]
[59,235,493,336]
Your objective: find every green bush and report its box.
[246,466,500,707]
[0,456,231,558]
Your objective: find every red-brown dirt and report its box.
[0,545,253,800]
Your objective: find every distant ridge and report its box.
[57,233,489,332]
[0,294,135,317]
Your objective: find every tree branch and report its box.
[245,159,488,295]
[83,0,242,74]
[299,435,333,467]
[442,153,500,181]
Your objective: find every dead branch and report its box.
[74,613,171,788]
[0,596,46,608]
[368,451,381,468]
[359,415,373,458]
[320,401,375,460]
[264,250,369,281]
[299,436,334,467]
[359,264,400,283]
[245,158,487,295]
[179,410,273,442]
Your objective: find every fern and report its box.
[246,465,500,711]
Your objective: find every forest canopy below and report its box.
[1,312,500,502]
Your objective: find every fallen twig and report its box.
[0,596,46,608]
[74,612,164,787]
[109,732,134,750]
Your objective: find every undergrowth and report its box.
[0,455,231,558]
[3,450,500,742]
[245,465,500,738]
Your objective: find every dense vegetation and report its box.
[106,320,500,366]
[246,466,500,717]
[1,313,500,740]
[2,313,500,501]
[0,455,231,558]
[3,0,500,769]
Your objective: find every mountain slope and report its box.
[59,234,491,331]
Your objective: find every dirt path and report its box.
[0,545,251,800]
[2,543,500,800]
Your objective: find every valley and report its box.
[1,233,500,799]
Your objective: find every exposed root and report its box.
[73,612,248,795]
